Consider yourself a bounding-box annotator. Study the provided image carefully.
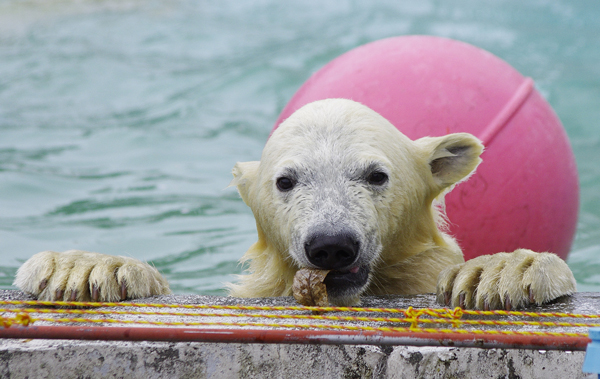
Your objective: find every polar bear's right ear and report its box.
[230,161,260,206]
[417,133,484,190]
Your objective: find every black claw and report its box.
[444,291,451,306]
[504,297,512,311]
[55,289,64,301]
[39,279,48,291]
[120,281,127,301]
[459,293,466,309]
[483,300,490,311]
[70,290,78,301]
[91,284,99,301]
[529,287,535,304]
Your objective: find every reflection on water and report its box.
[0,0,599,294]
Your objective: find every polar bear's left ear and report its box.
[416,133,484,190]
[230,161,260,206]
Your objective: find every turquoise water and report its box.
[1,0,599,295]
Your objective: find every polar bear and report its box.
[14,99,576,310]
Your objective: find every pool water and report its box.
[1,0,599,295]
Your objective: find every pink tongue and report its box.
[349,266,359,274]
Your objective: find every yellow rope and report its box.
[2,299,599,319]
[2,307,597,329]
[0,299,596,340]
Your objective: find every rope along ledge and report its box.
[0,299,596,350]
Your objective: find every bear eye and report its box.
[276,177,295,192]
[366,171,388,186]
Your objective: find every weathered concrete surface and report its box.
[388,346,588,379]
[1,339,591,379]
[1,290,598,379]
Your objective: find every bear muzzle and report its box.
[303,232,370,300]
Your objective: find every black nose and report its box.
[305,233,359,270]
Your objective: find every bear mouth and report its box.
[324,265,370,299]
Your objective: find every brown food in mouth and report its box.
[292,268,330,307]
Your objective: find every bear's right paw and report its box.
[436,249,576,310]
[14,250,171,302]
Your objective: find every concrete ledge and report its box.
[1,290,598,378]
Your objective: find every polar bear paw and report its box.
[436,249,576,310]
[14,250,171,302]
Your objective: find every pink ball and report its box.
[272,36,578,261]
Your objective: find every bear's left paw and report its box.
[436,249,576,310]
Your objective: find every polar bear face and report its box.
[231,99,483,304]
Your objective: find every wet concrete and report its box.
[1,290,598,378]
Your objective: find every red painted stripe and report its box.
[0,325,590,351]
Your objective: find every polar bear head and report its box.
[230,99,483,304]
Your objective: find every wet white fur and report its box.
[14,99,576,308]
[228,99,575,307]
[14,250,170,302]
